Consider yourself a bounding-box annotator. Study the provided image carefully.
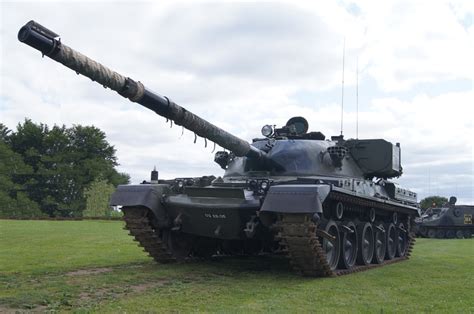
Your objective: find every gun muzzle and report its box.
[18,21,60,56]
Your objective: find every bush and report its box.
[83,178,119,218]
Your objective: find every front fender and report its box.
[260,184,330,214]
[110,184,170,227]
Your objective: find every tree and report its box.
[6,119,129,217]
[8,120,48,172]
[0,140,43,218]
[0,123,11,141]
[420,196,448,211]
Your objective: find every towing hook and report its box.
[171,213,182,231]
[244,215,259,238]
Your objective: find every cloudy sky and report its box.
[1,0,473,204]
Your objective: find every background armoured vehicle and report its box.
[19,20,420,277]
[416,197,473,239]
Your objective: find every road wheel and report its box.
[357,222,374,265]
[338,221,358,269]
[385,223,397,260]
[372,224,386,264]
[455,230,464,239]
[419,226,428,237]
[396,222,408,257]
[427,229,436,238]
[463,230,472,239]
[435,229,445,239]
[446,230,455,239]
[321,220,341,271]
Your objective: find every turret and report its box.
[18,20,265,160]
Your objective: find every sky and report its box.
[1,0,473,204]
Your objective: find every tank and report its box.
[415,197,473,239]
[18,20,421,277]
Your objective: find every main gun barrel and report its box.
[18,20,264,159]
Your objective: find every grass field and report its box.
[0,219,473,313]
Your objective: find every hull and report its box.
[415,205,474,239]
[112,180,419,277]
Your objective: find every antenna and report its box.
[356,57,359,139]
[340,38,345,136]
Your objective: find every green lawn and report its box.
[0,219,473,313]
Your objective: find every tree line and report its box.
[0,120,129,218]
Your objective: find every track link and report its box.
[277,192,416,277]
[122,206,176,263]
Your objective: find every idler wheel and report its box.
[446,230,455,239]
[456,230,464,239]
[321,220,341,271]
[385,223,397,260]
[396,222,408,257]
[338,221,358,269]
[372,223,386,264]
[356,222,374,265]
[163,230,194,260]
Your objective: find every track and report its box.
[276,191,417,277]
[276,214,415,277]
[122,206,176,263]
[122,194,417,277]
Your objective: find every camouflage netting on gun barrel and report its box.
[52,44,143,100]
[167,103,251,157]
[50,43,251,157]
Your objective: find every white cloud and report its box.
[358,0,473,91]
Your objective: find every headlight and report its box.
[177,180,184,188]
[260,180,269,191]
[261,124,273,137]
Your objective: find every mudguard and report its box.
[110,184,170,227]
[260,184,330,213]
